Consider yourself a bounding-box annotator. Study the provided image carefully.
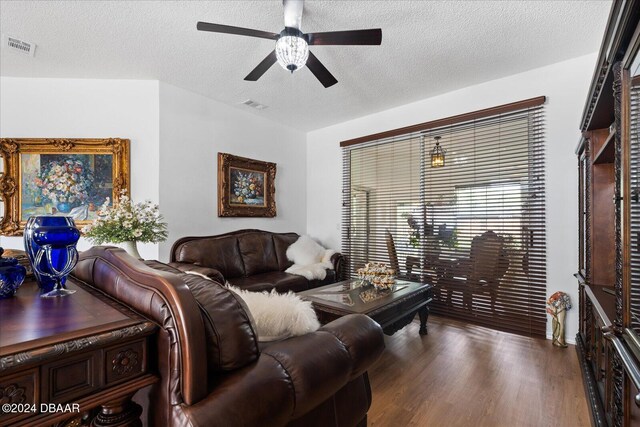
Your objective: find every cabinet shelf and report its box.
[593,129,615,164]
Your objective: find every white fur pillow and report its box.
[227,285,320,342]
[286,235,326,265]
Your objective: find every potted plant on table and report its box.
[81,191,168,259]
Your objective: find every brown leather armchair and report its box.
[72,247,384,427]
[169,229,346,292]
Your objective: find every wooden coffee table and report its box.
[300,279,433,335]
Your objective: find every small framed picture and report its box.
[217,152,276,217]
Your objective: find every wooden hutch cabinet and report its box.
[576,1,640,426]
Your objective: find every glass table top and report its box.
[312,280,408,304]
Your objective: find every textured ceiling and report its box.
[0,0,611,131]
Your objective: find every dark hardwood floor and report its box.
[367,315,589,427]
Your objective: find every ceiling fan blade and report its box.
[244,50,278,81]
[307,29,382,45]
[306,51,338,88]
[283,0,304,30]
[197,22,278,40]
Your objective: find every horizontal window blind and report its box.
[342,104,547,337]
[630,82,640,334]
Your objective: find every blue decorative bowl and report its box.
[0,247,27,299]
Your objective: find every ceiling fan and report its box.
[196,0,382,88]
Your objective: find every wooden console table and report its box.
[0,279,157,427]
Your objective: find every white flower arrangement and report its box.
[82,190,168,244]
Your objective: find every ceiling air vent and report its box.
[241,99,268,110]
[2,34,36,57]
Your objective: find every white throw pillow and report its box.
[227,285,320,342]
[286,235,326,266]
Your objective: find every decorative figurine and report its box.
[546,291,572,347]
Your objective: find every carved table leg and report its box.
[91,394,142,427]
[418,306,429,335]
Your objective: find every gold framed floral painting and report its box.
[218,152,276,217]
[0,138,130,235]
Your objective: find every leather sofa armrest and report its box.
[330,252,346,281]
[184,314,384,425]
[261,314,384,417]
[318,314,385,378]
[260,332,353,418]
[168,262,226,284]
[184,355,295,427]
[185,329,361,425]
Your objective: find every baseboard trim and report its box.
[545,334,576,345]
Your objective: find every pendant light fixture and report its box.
[430,136,446,168]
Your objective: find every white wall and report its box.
[0,78,308,262]
[158,82,307,261]
[306,53,598,342]
[0,77,161,259]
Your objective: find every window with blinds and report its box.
[630,80,640,334]
[341,100,546,337]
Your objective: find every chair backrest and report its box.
[385,229,400,274]
[469,230,509,283]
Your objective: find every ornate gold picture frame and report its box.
[0,138,130,235]
[218,152,276,217]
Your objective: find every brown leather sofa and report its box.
[169,229,345,292]
[73,247,385,427]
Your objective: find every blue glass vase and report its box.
[24,216,81,297]
[0,247,27,299]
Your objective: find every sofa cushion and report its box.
[272,273,310,293]
[237,232,279,276]
[175,236,245,278]
[273,233,299,271]
[229,271,309,293]
[227,278,274,293]
[179,273,259,373]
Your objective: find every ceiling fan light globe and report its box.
[275,35,309,72]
